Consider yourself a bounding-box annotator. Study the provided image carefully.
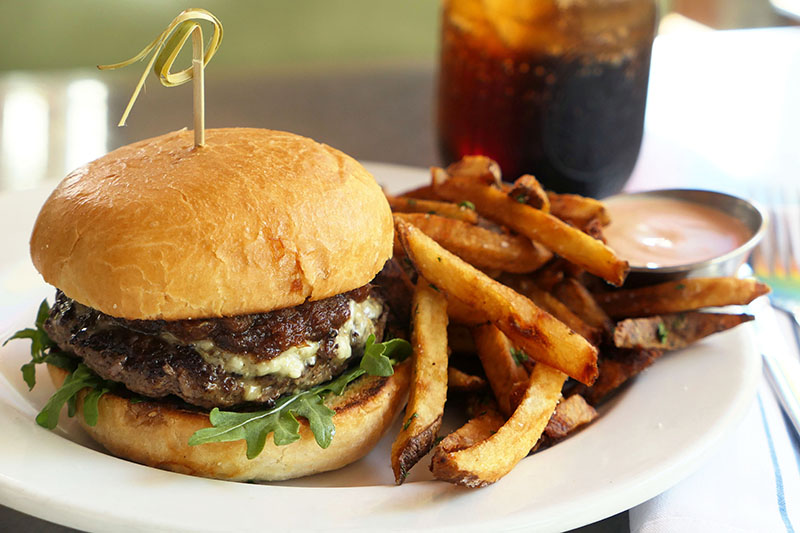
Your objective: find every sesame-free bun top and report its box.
[30,128,393,320]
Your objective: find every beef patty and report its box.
[44,287,386,409]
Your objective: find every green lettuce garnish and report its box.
[188,334,411,458]
[4,300,110,428]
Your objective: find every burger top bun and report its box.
[30,128,393,320]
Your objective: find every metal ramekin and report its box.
[603,189,767,287]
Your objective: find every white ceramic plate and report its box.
[0,163,761,532]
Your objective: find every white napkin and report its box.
[630,305,800,533]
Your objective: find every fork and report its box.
[749,186,800,437]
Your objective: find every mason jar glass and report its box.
[437,0,658,197]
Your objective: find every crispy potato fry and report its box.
[502,275,601,345]
[434,176,628,285]
[448,367,487,392]
[391,279,449,484]
[576,218,606,243]
[573,347,664,405]
[445,155,502,185]
[430,363,566,487]
[434,408,506,455]
[472,324,529,416]
[552,278,613,332]
[529,260,566,291]
[395,213,552,274]
[595,278,770,319]
[533,394,598,451]
[547,192,611,227]
[544,394,598,440]
[395,217,598,385]
[399,184,441,201]
[508,174,550,212]
[446,296,488,326]
[431,166,450,188]
[508,380,529,413]
[387,196,479,224]
[613,312,754,350]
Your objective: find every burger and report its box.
[23,127,411,481]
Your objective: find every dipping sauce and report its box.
[604,196,752,268]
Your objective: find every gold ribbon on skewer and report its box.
[98,8,223,129]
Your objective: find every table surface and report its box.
[0,26,798,532]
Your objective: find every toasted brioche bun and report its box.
[48,361,410,482]
[31,128,393,320]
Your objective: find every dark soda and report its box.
[437,0,656,198]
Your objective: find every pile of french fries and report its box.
[387,156,769,488]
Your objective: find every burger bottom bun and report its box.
[47,362,410,482]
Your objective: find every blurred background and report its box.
[0,0,797,191]
[2,0,797,73]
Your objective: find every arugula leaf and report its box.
[189,365,364,456]
[20,361,37,391]
[7,300,108,427]
[67,394,78,418]
[35,299,50,330]
[360,334,410,377]
[83,386,110,426]
[292,393,335,448]
[5,301,60,389]
[43,351,79,371]
[189,336,412,457]
[35,364,108,429]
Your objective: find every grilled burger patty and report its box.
[44,286,386,409]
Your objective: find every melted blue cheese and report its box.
[180,296,383,382]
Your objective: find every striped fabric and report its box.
[630,307,799,532]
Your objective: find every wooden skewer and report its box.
[192,25,205,147]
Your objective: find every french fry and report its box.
[595,278,770,319]
[391,278,449,484]
[471,324,529,416]
[502,275,601,345]
[613,312,754,350]
[430,363,566,487]
[573,347,664,405]
[445,155,502,185]
[395,213,552,274]
[447,296,488,326]
[434,176,628,285]
[581,217,607,242]
[448,367,487,392]
[547,192,610,227]
[529,259,566,291]
[399,184,441,201]
[508,174,550,212]
[433,408,505,455]
[544,394,598,440]
[387,196,479,224]
[552,278,613,332]
[533,394,598,451]
[395,217,598,385]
